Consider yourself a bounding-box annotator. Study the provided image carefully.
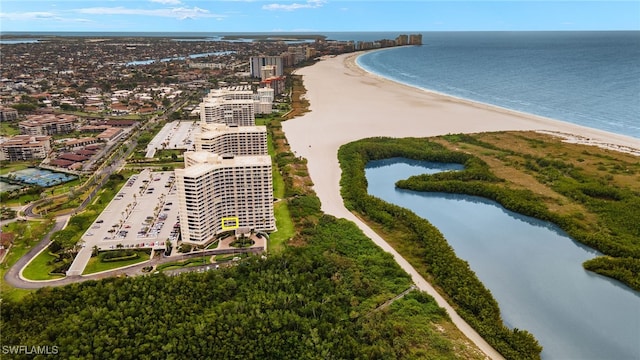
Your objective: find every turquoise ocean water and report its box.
[355,31,640,139]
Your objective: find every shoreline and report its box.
[282,51,639,359]
[350,49,640,155]
[284,50,639,217]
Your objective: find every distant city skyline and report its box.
[1,0,638,33]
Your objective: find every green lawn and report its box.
[109,114,143,120]
[21,247,64,281]
[1,193,42,208]
[267,129,292,253]
[0,220,55,302]
[272,164,286,200]
[214,252,248,262]
[1,244,36,302]
[49,177,84,196]
[156,258,209,272]
[83,250,150,275]
[0,161,31,175]
[205,240,219,250]
[0,121,20,137]
[269,201,294,253]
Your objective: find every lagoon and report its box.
[365,158,640,360]
[124,50,236,66]
[0,39,40,44]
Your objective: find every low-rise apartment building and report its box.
[19,114,77,136]
[0,107,19,122]
[0,135,52,161]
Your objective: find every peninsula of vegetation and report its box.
[282,51,639,359]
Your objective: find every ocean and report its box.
[355,31,640,139]
[3,31,638,139]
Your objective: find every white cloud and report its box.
[262,0,326,11]
[150,0,183,4]
[0,11,58,21]
[0,11,92,23]
[75,6,220,20]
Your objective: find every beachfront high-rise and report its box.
[195,123,267,156]
[249,56,284,79]
[199,97,255,126]
[197,86,275,124]
[409,34,423,45]
[255,87,275,114]
[175,152,275,245]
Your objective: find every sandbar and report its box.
[281,51,640,359]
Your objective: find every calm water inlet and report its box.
[365,158,640,360]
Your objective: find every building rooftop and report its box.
[199,123,266,134]
[178,151,271,177]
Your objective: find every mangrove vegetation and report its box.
[337,132,639,359]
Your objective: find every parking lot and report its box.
[85,169,181,251]
[145,120,198,158]
[67,169,182,275]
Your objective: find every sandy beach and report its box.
[281,51,640,359]
[284,51,639,217]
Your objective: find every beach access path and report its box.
[282,51,640,360]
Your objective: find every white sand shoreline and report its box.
[284,50,639,214]
[352,49,640,155]
[281,51,639,359]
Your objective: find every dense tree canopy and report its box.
[2,216,483,360]
[338,132,640,358]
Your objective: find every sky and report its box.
[0,0,638,33]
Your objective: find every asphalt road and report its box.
[3,98,191,290]
[3,215,69,289]
[4,240,257,290]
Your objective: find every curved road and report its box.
[5,237,258,290]
[5,97,199,290]
[4,215,69,289]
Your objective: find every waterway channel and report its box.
[365,158,640,360]
[124,50,236,66]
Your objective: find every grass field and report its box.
[269,201,294,253]
[21,246,64,281]
[82,250,151,275]
[0,121,20,137]
[156,257,209,272]
[0,219,55,301]
[205,241,219,250]
[0,245,36,302]
[0,161,31,175]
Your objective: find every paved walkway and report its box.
[339,210,503,360]
[372,285,417,313]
